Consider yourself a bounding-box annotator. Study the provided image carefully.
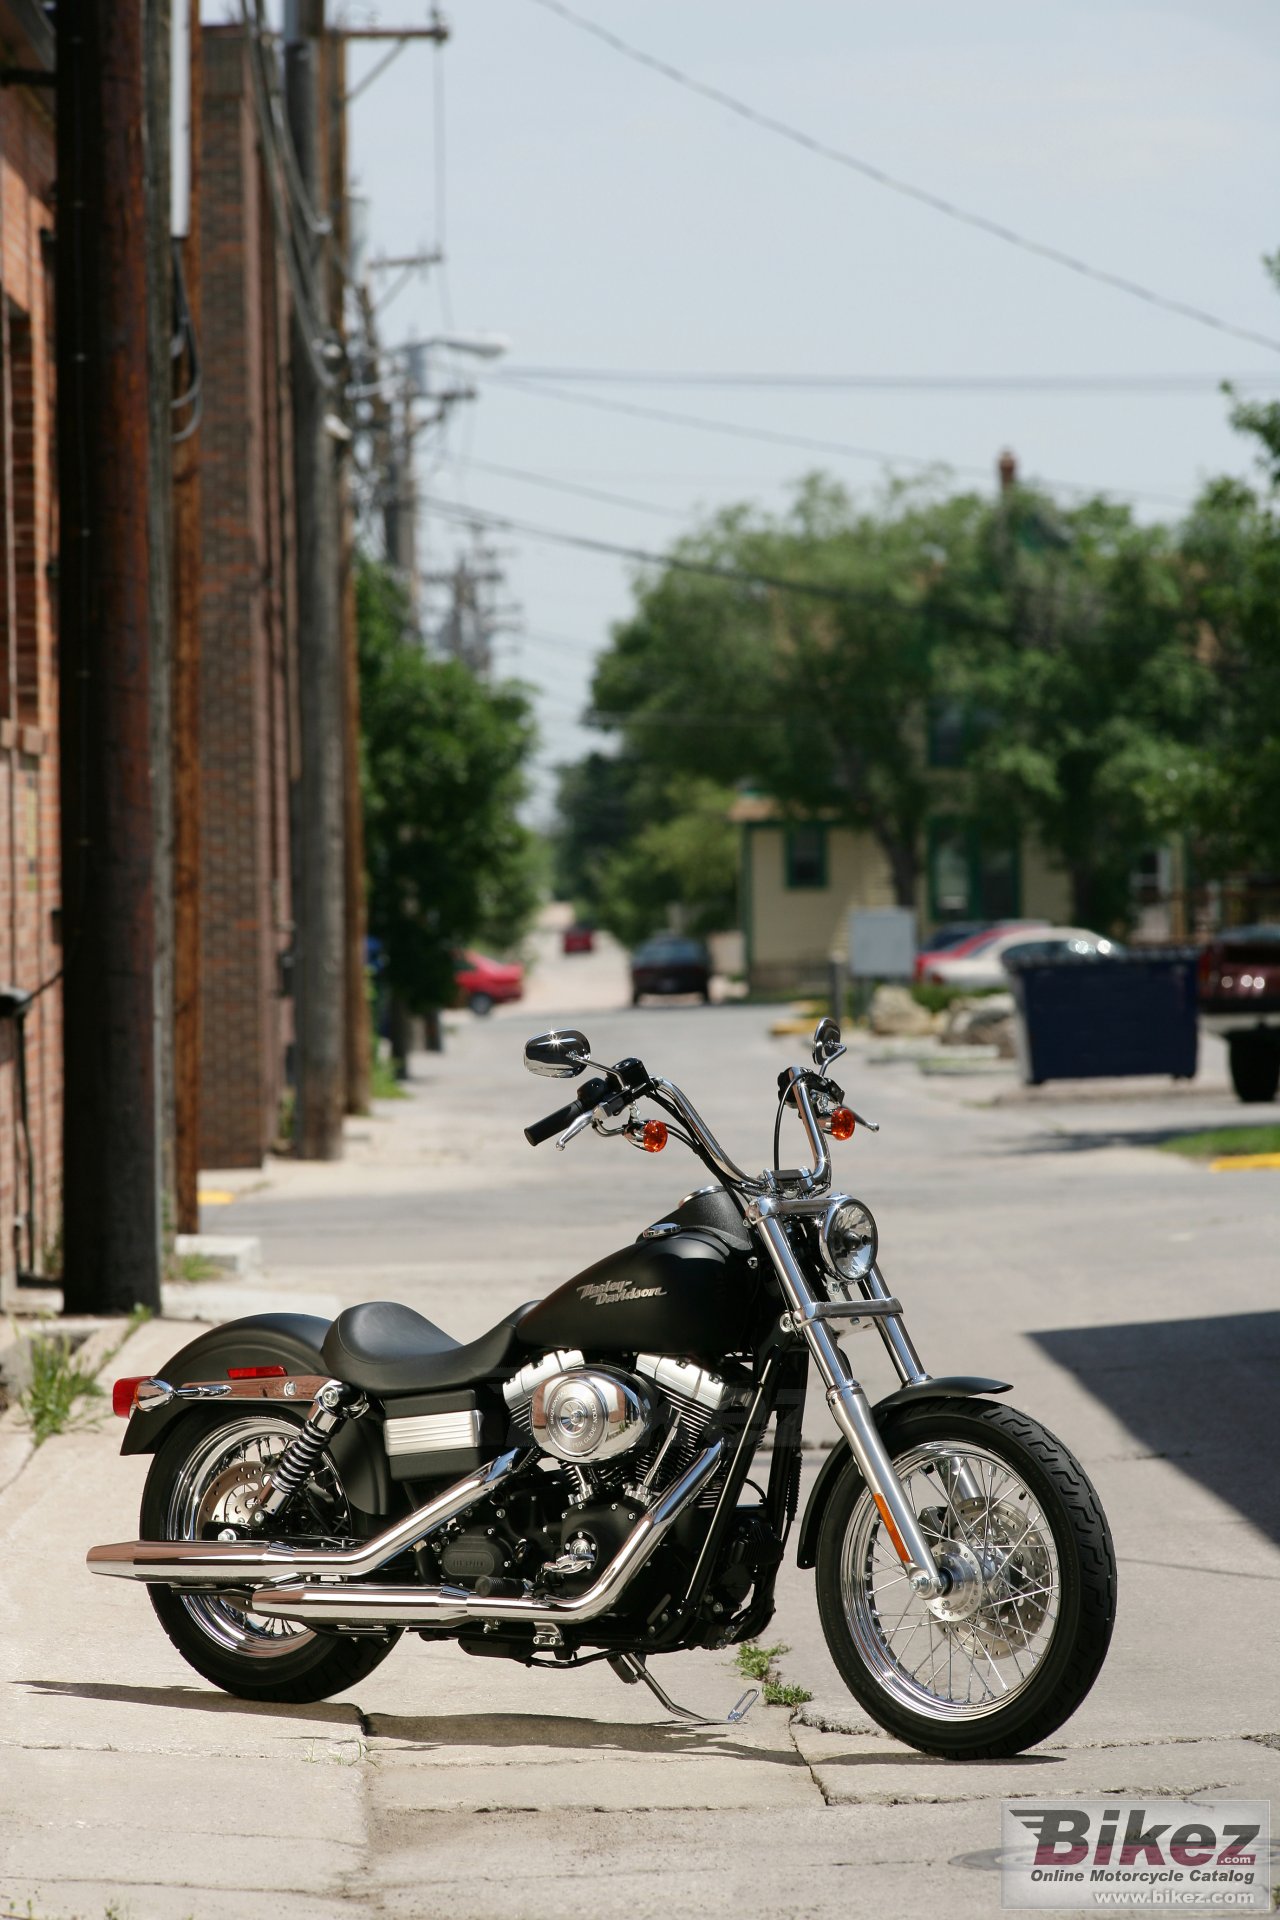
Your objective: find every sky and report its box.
[340,0,1280,819]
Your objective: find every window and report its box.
[928,818,1021,921]
[784,824,827,890]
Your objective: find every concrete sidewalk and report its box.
[3,993,1279,1917]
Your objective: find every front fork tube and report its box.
[751,1209,948,1598]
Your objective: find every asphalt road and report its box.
[3,927,1278,1917]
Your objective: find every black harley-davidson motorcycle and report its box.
[90,1020,1116,1758]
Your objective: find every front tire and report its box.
[815,1398,1115,1758]
[141,1410,400,1704]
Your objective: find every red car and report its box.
[1198,925,1280,1102]
[562,924,595,955]
[454,950,524,1016]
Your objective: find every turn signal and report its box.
[641,1120,668,1153]
[226,1365,288,1380]
[828,1107,856,1141]
[112,1377,144,1418]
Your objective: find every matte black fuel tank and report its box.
[516,1185,761,1363]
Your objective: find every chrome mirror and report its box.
[523,1029,592,1079]
[812,1017,846,1068]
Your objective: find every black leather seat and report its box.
[320,1300,531,1396]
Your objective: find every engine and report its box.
[429,1350,762,1624]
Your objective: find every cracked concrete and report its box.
[1,965,1277,1918]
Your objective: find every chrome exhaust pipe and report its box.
[86,1451,522,1586]
[249,1440,725,1630]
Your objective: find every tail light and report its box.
[112,1377,144,1418]
[1197,947,1216,992]
[226,1365,288,1380]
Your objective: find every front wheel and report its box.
[141,1410,401,1703]
[815,1398,1115,1758]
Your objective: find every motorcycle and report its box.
[89,1019,1115,1758]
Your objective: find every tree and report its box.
[956,491,1214,931]
[358,560,539,1014]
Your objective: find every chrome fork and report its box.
[747,1194,947,1598]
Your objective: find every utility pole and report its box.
[286,0,345,1159]
[56,0,162,1312]
[172,0,203,1230]
[329,30,371,1116]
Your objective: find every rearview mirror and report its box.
[523,1030,592,1079]
[812,1016,846,1067]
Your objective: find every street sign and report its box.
[848,907,916,981]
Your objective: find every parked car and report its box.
[922,926,1122,991]
[913,919,1049,982]
[1198,924,1280,1102]
[630,934,711,1005]
[562,923,595,955]
[454,950,524,1016]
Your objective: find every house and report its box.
[733,797,1072,995]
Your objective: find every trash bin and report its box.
[1006,951,1199,1086]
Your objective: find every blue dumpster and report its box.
[1006,951,1199,1086]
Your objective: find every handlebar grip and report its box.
[524,1075,612,1146]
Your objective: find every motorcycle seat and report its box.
[321,1299,534,1396]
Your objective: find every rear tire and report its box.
[815,1398,1115,1759]
[141,1410,400,1704]
[469,992,494,1017]
[1228,1032,1280,1103]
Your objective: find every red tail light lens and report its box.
[226,1365,288,1380]
[112,1377,144,1418]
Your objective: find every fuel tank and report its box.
[516,1185,763,1363]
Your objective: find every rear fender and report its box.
[117,1311,392,1516]
[794,1376,1012,1570]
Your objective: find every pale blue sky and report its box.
[343,0,1280,815]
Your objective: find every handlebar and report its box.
[524,1075,614,1147]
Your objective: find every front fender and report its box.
[118,1311,392,1517]
[794,1376,1012,1570]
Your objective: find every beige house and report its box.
[733,798,1073,994]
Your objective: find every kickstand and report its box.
[608,1651,759,1727]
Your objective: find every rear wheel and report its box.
[1228,1032,1280,1103]
[141,1411,400,1703]
[468,991,494,1017]
[815,1399,1115,1758]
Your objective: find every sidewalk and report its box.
[3,1004,1278,1917]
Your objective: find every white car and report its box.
[921,926,1123,991]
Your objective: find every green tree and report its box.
[358,560,540,1012]
[593,775,739,950]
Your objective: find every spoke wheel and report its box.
[141,1408,402,1703]
[815,1398,1115,1759]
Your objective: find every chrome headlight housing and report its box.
[820,1198,879,1286]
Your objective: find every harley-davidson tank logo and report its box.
[579,1276,667,1306]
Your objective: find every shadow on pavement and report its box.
[1006,1127,1234,1156]
[364,1709,801,1764]
[20,1678,360,1724]
[1031,1311,1280,1545]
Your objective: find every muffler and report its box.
[86,1451,521,1586]
[250,1440,725,1630]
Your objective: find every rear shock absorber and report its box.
[255,1381,364,1524]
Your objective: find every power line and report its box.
[465,456,688,519]
[486,373,1198,510]
[497,366,1280,395]
[525,0,1280,357]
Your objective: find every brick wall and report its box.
[0,54,61,1302]
[197,29,295,1168]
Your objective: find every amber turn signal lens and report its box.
[111,1377,144,1418]
[828,1107,856,1141]
[641,1119,668,1153]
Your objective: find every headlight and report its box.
[820,1198,878,1284]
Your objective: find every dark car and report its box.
[630,935,712,1006]
[1198,924,1280,1102]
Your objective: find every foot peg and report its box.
[608,1652,759,1726]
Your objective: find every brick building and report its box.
[196,26,297,1167]
[0,3,59,1303]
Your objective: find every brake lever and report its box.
[556,1109,596,1151]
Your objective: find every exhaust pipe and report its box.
[249,1440,725,1630]
[86,1451,522,1586]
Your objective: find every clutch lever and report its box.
[556,1109,596,1151]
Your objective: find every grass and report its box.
[169,1250,220,1284]
[370,1047,408,1100]
[733,1640,813,1709]
[1158,1124,1280,1160]
[13,1304,151,1448]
